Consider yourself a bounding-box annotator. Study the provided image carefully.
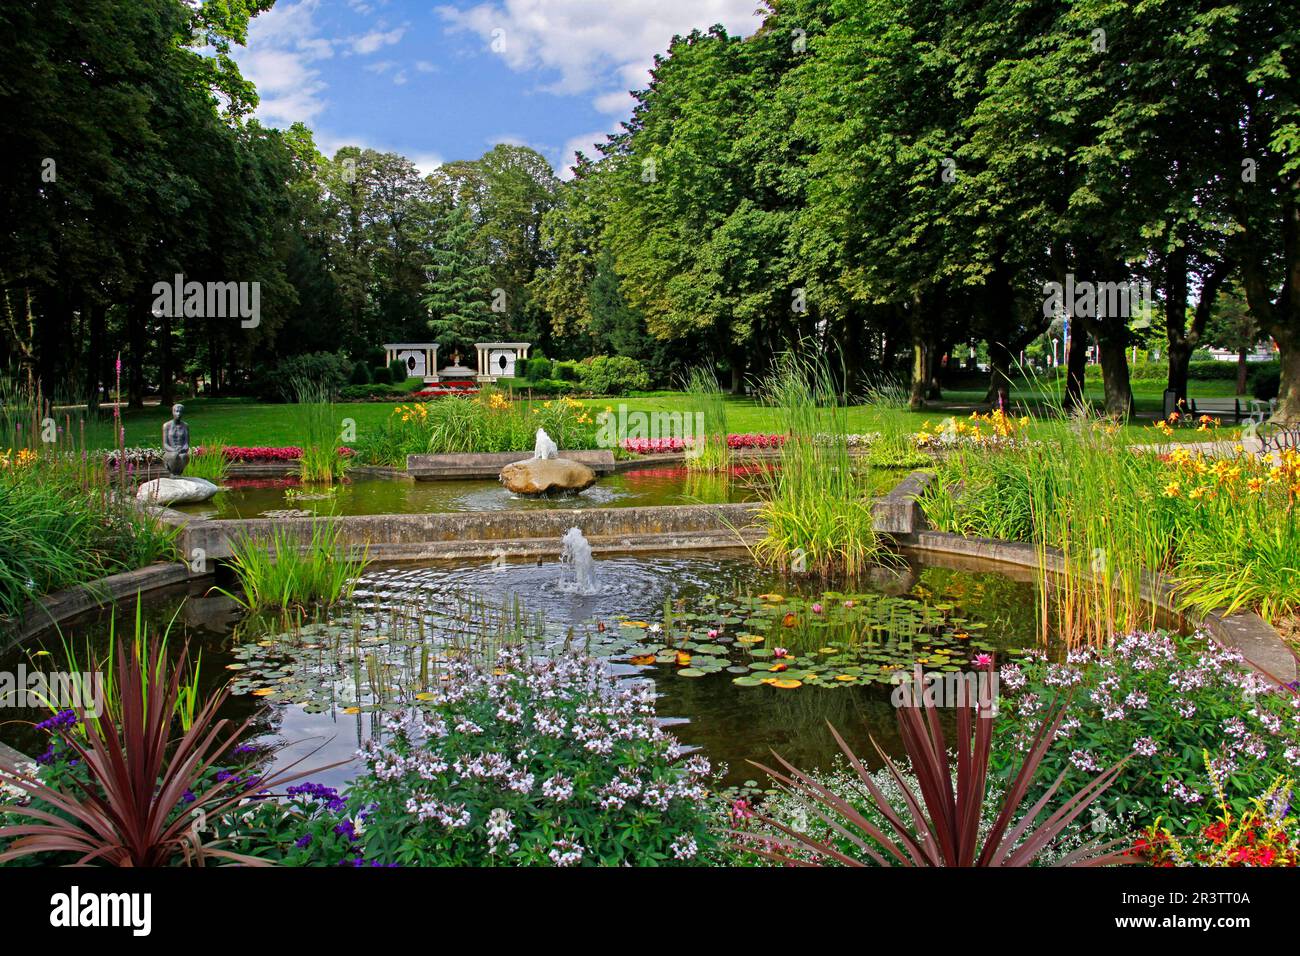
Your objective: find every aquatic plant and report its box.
[292,379,352,484]
[682,366,730,472]
[750,350,893,577]
[185,438,230,484]
[735,684,1130,867]
[220,519,371,613]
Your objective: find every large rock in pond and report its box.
[499,458,597,496]
[136,476,220,506]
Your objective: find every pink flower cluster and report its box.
[620,433,787,454]
[413,381,480,398]
[726,433,787,449]
[621,437,692,454]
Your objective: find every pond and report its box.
[1,548,1050,790]
[172,464,909,518]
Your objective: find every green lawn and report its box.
[59,380,1245,453]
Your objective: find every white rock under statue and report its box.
[136,476,220,506]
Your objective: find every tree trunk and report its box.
[728,348,745,395]
[984,343,1012,405]
[1236,349,1249,396]
[1064,326,1088,412]
[159,306,174,408]
[1097,334,1136,419]
[909,341,928,410]
[86,298,104,414]
[1167,341,1192,413]
[1274,329,1300,423]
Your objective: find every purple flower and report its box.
[334,819,360,842]
[35,710,77,733]
[294,833,313,849]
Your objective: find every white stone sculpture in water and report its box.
[534,428,559,460]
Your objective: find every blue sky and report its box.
[234,0,761,177]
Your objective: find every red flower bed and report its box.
[726,433,787,449]
[413,380,480,398]
[224,446,354,462]
[620,434,787,455]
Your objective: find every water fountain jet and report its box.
[559,527,597,594]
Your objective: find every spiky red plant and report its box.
[736,687,1132,867]
[0,639,333,866]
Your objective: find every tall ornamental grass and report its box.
[683,367,730,472]
[354,391,598,465]
[220,519,371,613]
[0,383,176,620]
[751,351,891,577]
[921,412,1297,644]
[292,379,351,484]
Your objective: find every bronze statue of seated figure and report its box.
[162,403,190,477]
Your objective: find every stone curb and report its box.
[3,562,195,652]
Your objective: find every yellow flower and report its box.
[1162,481,1181,498]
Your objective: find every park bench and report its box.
[1187,397,1249,423]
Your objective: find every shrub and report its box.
[388,359,409,384]
[273,352,352,400]
[348,361,372,386]
[522,356,552,380]
[1252,364,1281,401]
[274,647,721,866]
[991,631,1300,829]
[578,355,650,396]
[500,378,575,396]
[552,361,581,382]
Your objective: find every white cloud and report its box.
[348,25,407,55]
[392,70,409,86]
[316,132,444,177]
[436,0,759,100]
[236,0,333,126]
[415,60,438,73]
[592,90,634,115]
[555,129,610,179]
[365,59,398,74]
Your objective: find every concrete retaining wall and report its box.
[179,501,765,562]
[4,562,194,651]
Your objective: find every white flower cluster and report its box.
[359,647,712,865]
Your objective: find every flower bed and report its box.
[224,446,354,463]
[620,433,789,455]
[992,630,1300,832]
